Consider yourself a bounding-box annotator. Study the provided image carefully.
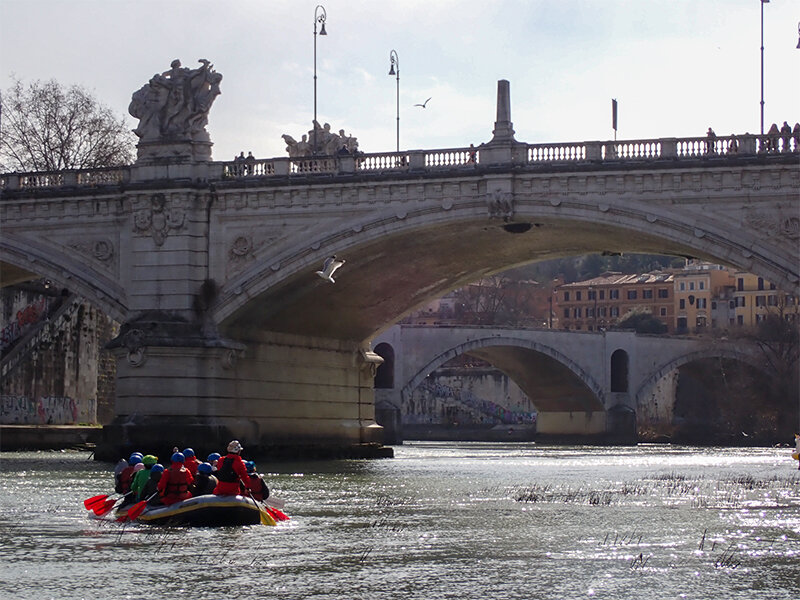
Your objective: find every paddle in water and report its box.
[83,494,110,510]
[124,493,158,522]
[240,479,276,526]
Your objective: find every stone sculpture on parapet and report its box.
[129,59,222,163]
[282,120,358,157]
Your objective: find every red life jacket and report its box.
[158,465,194,505]
[246,474,269,501]
[184,456,200,476]
[117,466,135,494]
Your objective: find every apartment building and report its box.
[732,271,798,326]
[673,262,734,333]
[553,272,674,332]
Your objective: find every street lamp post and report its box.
[388,50,400,154]
[760,0,769,135]
[313,5,327,154]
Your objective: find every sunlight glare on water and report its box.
[0,443,798,600]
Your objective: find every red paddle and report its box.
[264,505,289,521]
[124,493,157,522]
[93,498,119,516]
[83,494,110,510]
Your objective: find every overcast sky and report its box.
[2,0,798,162]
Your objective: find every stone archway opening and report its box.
[373,342,395,389]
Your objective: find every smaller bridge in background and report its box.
[372,324,763,442]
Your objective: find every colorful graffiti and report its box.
[0,395,96,425]
[1,297,49,352]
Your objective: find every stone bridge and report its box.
[1,72,797,458]
[371,324,764,442]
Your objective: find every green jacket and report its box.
[131,467,151,499]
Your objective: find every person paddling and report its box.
[140,464,165,506]
[158,452,194,505]
[191,462,218,496]
[213,440,249,496]
[182,448,200,476]
[131,455,158,500]
[244,461,270,501]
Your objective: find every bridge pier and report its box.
[97,319,389,460]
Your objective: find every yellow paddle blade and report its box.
[260,507,277,526]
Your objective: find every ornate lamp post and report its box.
[313,5,327,154]
[388,50,400,153]
[760,0,769,135]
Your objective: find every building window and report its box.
[660,307,667,316]
[711,301,717,310]
[769,282,776,290]
[729,300,734,309]
[563,291,570,301]
[756,314,764,323]
[756,296,766,307]
[696,316,707,328]
[679,282,686,291]
[563,308,570,318]
[610,307,619,317]
[609,289,619,300]
[573,308,582,318]
[658,288,669,298]
[587,290,596,300]
[737,278,744,291]
[699,281,705,290]
[576,291,582,301]
[757,277,764,291]
[679,299,685,309]
[736,297,746,308]
[627,290,637,300]
[642,289,653,299]
[689,282,695,291]
[737,315,744,325]
[767,295,777,306]
[676,317,688,333]
[599,290,605,300]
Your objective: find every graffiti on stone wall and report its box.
[1,297,49,352]
[0,394,97,425]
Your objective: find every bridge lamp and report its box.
[389,50,400,154]
[313,5,328,154]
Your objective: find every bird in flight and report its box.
[414,97,432,108]
[316,255,345,283]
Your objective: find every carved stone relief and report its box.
[133,193,186,246]
[487,189,515,221]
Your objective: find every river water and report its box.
[1,443,798,600]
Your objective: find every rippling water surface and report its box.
[1,443,798,599]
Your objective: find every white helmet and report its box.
[227,440,243,454]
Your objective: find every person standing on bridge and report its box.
[213,440,249,496]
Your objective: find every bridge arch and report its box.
[400,335,605,413]
[214,186,795,344]
[633,347,766,408]
[0,234,127,322]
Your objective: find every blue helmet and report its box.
[208,452,221,462]
[182,448,195,458]
[129,455,142,465]
[245,460,256,473]
[197,462,213,474]
[151,463,165,474]
[171,452,185,463]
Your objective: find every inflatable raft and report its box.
[117,494,276,527]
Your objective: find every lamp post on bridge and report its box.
[313,5,328,155]
[760,0,769,135]
[388,50,400,154]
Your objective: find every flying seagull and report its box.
[414,97,432,108]
[316,255,345,283]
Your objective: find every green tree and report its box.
[614,309,667,334]
[1,78,135,172]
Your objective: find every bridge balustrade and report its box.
[2,132,796,193]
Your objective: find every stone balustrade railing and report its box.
[2,132,796,192]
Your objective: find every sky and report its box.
[1,0,798,162]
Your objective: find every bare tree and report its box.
[1,78,135,172]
